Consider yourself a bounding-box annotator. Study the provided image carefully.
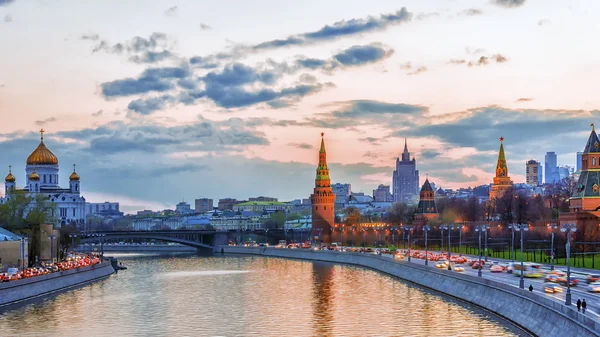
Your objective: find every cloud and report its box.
[332,44,394,67]
[399,62,427,75]
[359,137,382,144]
[492,0,526,8]
[127,95,176,114]
[3,14,12,22]
[448,59,466,64]
[420,150,441,159]
[164,6,178,17]
[299,74,317,84]
[408,66,428,76]
[288,143,313,150]
[363,151,379,159]
[251,8,412,51]
[86,32,176,64]
[101,65,190,97]
[465,54,508,67]
[200,23,211,30]
[92,109,103,117]
[0,0,15,6]
[538,19,550,26]
[516,97,533,103]
[462,9,483,16]
[34,117,57,126]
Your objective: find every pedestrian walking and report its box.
[582,299,587,314]
[528,284,533,292]
[577,299,581,312]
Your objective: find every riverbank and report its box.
[0,261,115,308]
[221,246,599,337]
[77,244,196,253]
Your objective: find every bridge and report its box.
[79,230,217,252]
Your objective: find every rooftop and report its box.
[236,201,288,206]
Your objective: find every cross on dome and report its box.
[40,129,45,141]
[8,165,11,173]
[592,123,595,132]
[73,163,76,172]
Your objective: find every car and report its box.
[588,282,600,292]
[490,265,504,273]
[545,274,560,283]
[544,285,563,294]
[436,261,449,269]
[558,277,579,287]
[394,253,404,260]
[587,275,600,284]
[453,265,465,272]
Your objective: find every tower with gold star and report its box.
[489,137,513,199]
[310,133,336,244]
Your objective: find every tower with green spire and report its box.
[490,137,513,199]
[311,133,336,244]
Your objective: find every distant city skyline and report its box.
[0,0,596,211]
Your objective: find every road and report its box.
[383,249,600,319]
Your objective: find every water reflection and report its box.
[0,255,527,337]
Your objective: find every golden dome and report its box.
[5,165,15,183]
[26,129,58,166]
[70,164,80,181]
[29,170,40,181]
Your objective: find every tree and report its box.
[343,207,361,226]
[0,190,32,230]
[263,211,286,229]
[464,196,482,222]
[388,202,413,225]
[24,194,56,265]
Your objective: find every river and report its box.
[0,254,530,337]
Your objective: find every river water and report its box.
[0,254,529,337]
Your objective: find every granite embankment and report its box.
[221,246,599,337]
[0,261,115,308]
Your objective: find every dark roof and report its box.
[421,178,434,192]
[583,129,600,153]
[573,170,600,199]
[416,199,437,214]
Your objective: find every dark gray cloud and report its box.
[189,56,219,69]
[252,8,411,51]
[288,143,313,150]
[420,150,441,159]
[359,137,382,144]
[492,0,526,8]
[164,6,178,16]
[333,44,394,66]
[462,9,483,16]
[86,32,176,64]
[101,65,189,97]
[200,23,211,30]
[0,0,15,6]
[3,14,12,22]
[34,117,57,126]
[516,97,533,103]
[127,95,175,114]
[457,54,508,67]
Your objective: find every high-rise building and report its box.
[577,151,583,172]
[392,139,419,203]
[331,183,351,204]
[558,165,574,180]
[311,133,336,244]
[372,184,393,202]
[218,198,242,210]
[545,151,559,184]
[525,160,541,186]
[194,198,213,213]
[490,137,513,199]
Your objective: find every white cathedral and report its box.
[0,129,87,227]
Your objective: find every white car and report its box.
[588,282,600,293]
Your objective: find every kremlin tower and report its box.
[489,137,513,199]
[413,176,438,225]
[310,133,336,244]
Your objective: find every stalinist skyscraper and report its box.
[310,133,336,244]
[393,139,419,203]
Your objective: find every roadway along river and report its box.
[0,253,531,337]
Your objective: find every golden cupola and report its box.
[69,164,80,181]
[26,129,58,166]
[5,165,15,183]
[29,169,40,181]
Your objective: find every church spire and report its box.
[583,123,600,153]
[496,137,508,177]
[319,132,326,153]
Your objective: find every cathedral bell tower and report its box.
[310,133,336,245]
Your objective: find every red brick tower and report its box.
[311,133,336,244]
[490,137,513,199]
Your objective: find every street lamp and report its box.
[474,225,485,277]
[20,236,28,271]
[547,223,558,271]
[340,225,345,251]
[483,224,491,262]
[512,223,529,289]
[69,233,77,253]
[508,223,517,262]
[455,225,465,257]
[362,228,367,251]
[440,224,452,270]
[440,226,444,252]
[402,227,413,262]
[48,235,56,263]
[561,223,577,306]
[423,225,431,266]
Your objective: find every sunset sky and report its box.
[1,0,599,212]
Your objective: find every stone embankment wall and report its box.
[0,261,115,307]
[221,246,599,337]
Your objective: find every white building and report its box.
[86,202,121,216]
[0,130,87,227]
[175,201,194,215]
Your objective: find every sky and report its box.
[1,0,599,213]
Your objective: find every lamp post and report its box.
[351,227,356,247]
[48,235,56,263]
[340,225,345,251]
[69,233,77,253]
[512,223,529,289]
[391,227,397,247]
[423,225,431,266]
[508,223,517,262]
[362,228,367,251]
[20,236,28,271]
[474,225,485,277]
[483,224,491,262]
[440,224,452,270]
[100,233,106,258]
[440,226,444,252]
[456,225,464,257]
[403,227,413,262]
[547,223,558,270]
[561,223,577,306]
[265,229,269,246]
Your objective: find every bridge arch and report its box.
[80,232,214,251]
